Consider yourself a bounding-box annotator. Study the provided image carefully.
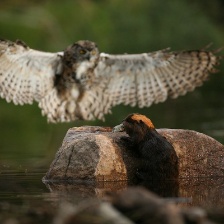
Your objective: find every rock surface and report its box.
[43,126,224,182]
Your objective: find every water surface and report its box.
[1,89,224,222]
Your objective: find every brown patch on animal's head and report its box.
[122,113,155,141]
[130,114,155,129]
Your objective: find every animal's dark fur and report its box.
[121,114,179,180]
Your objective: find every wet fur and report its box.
[121,114,179,180]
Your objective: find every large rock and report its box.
[43,126,224,182]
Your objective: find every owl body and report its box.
[0,39,222,122]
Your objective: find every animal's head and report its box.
[63,40,99,68]
[114,113,155,142]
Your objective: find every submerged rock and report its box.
[43,126,224,182]
[111,187,184,224]
[53,187,219,224]
[54,201,134,224]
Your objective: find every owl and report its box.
[0,39,221,122]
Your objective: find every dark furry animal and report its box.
[118,113,179,180]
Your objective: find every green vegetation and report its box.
[0,0,223,167]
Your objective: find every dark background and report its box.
[0,0,224,169]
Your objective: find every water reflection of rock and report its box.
[43,177,224,208]
[44,180,128,199]
[43,180,180,203]
[178,177,224,207]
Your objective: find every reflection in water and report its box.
[0,172,224,224]
[178,177,224,207]
[0,172,224,208]
[43,176,224,208]
[134,179,179,198]
[0,172,49,204]
[43,178,180,202]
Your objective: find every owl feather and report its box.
[0,39,222,122]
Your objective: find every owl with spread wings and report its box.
[0,39,221,122]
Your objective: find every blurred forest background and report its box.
[0,0,224,169]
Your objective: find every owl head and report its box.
[63,40,99,68]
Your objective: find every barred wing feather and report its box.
[96,49,218,109]
[0,40,62,105]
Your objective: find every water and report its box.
[0,172,224,224]
[0,88,224,222]
[1,170,224,206]
[0,172,47,203]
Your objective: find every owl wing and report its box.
[0,40,221,123]
[77,48,220,120]
[0,39,63,105]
